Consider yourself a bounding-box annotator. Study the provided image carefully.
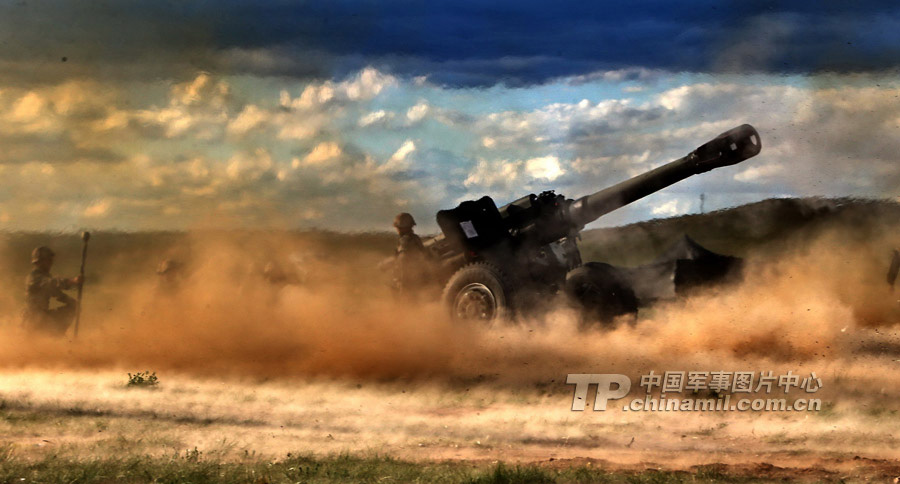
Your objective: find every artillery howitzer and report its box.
[422,124,762,323]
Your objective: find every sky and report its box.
[0,1,898,231]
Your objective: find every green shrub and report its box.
[126,371,159,388]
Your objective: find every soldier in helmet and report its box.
[22,246,83,335]
[261,260,305,286]
[156,258,185,294]
[391,212,431,295]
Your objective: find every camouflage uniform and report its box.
[388,212,432,295]
[23,267,77,335]
[394,232,432,295]
[156,258,185,294]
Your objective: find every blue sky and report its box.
[0,1,898,231]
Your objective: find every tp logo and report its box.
[566,374,631,411]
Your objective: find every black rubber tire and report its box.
[565,262,638,327]
[442,263,512,323]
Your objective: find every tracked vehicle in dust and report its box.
[422,124,762,323]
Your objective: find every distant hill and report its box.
[579,197,900,266]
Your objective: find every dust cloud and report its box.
[0,227,897,399]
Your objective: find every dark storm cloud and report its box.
[2,0,898,86]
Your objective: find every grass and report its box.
[126,371,160,388]
[0,452,782,484]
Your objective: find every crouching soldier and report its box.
[22,246,83,335]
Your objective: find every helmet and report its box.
[393,212,416,229]
[31,246,55,264]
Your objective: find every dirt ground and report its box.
[1,368,899,481]
[1,228,900,481]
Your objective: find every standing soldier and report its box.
[391,212,431,296]
[156,258,185,292]
[22,246,83,335]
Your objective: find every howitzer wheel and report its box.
[442,263,512,323]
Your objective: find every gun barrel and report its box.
[568,124,761,227]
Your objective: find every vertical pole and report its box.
[73,231,90,339]
[889,248,900,290]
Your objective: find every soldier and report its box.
[22,246,83,335]
[391,212,431,295]
[261,260,304,287]
[156,258,185,293]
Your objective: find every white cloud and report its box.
[463,154,566,190]
[277,120,320,140]
[657,85,691,111]
[171,73,229,108]
[464,159,522,189]
[11,92,45,121]
[651,198,689,217]
[392,140,416,161]
[227,104,267,135]
[525,155,563,181]
[381,140,417,172]
[345,67,395,100]
[2,65,900,231]
[1,83,116,135]
[225,149,274,181]
[304,142,343,165]
[572,151,651,177]
[126,74,233,139]
[734,163,786,182]
[474,97,662,153]
[295,83,335,108]
[358,109,394,127]
[83,199,111,218]
[568,68,663,85]
[0,68,440,230]
[406,101,430,123]
[279,67,395,109]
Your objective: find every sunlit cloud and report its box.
[0,68,898,231]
